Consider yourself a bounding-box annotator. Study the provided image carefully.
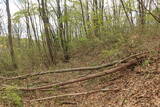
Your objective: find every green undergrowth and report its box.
[0,85,23,107]
[0,26,159,72]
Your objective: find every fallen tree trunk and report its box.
[0,52,147,80]
[19,54,146,91]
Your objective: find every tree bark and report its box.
[137,0,145,31]
[38,0,56,65]
[6,0,18,69]
[120,0,133,27]
[79,0,88,37]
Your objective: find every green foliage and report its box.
[68,0,80,5]
[142,60,150,67]
[0,86,23,107]
[71,36,102,49]
[60,14,70,22]
[101,48,119,58]
[0,36,44,71]
[15,45,43,69]
[79,36,89,42]
[12,3,38,23]
[70,36,89,48]
[0,37,12,70]
[12,9,27,23]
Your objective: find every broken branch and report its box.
[0,52,148,80]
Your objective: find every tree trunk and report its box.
[56,0,70,62]
[6,0,18,69]
[92,0,99,37]
[120,0,133,27]
[137,0,145,31]
[79,0,88,37]
[38,0,56,65]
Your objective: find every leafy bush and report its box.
[0,86,23,107]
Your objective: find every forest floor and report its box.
[23,58,160,107]
[0,35,160,107]
[24,43,160,106]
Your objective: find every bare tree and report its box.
[79,0,88,37]
[120,0,134,27]
[5,0,18,69]
[38,0,57,65]
[137,0,145,30]
[0,9,3,35]
[56,0,70,62]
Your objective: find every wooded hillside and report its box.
[0,0,160,106]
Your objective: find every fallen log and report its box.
[0,52,147,80]
[25,88,120,102]
[19,54,146,91]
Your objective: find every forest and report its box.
[0,0,160,106]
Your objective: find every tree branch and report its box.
[0,52,148,81]
[25,88,120,102]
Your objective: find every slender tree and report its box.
[56,0,70,62]
[120,0,133,27]
[38,0,57,65]
[92,0,99,37]
[79,0,88,37]
[137,0,145,30]
[5,0,18,69]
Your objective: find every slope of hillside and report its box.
[0,35,160,107]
